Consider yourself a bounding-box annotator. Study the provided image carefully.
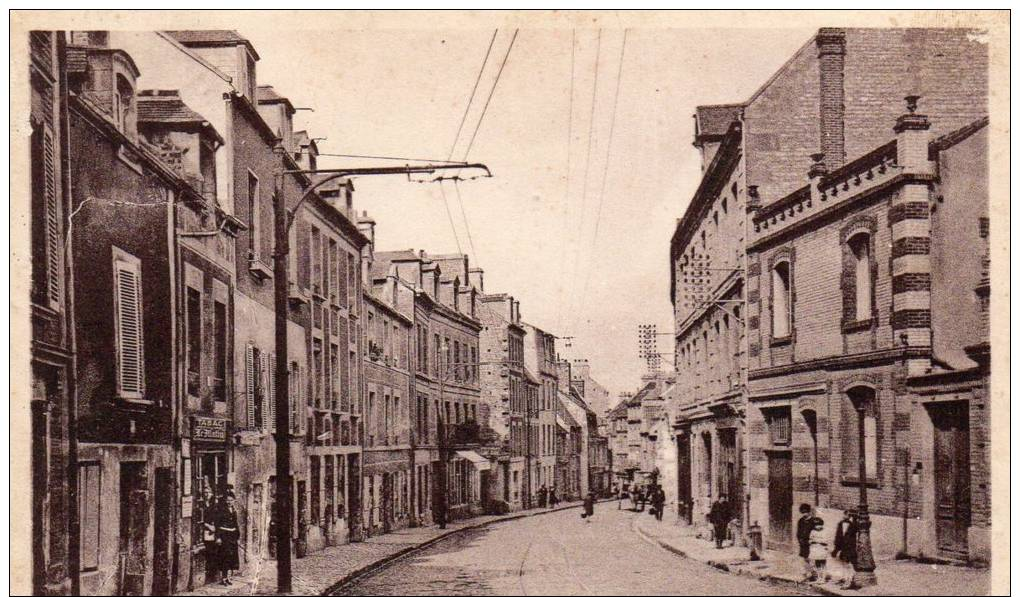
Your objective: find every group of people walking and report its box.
[615,483,666,521]
[199,489,242,586]
[797,504,860,586]
[536,485,560,508]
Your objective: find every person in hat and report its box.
[708,496,732,548]
[796,503,817,580]
[214,490,241,585]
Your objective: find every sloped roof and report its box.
[695,104,743,142]
[166,30,260,60]
[137,90,224,145]
[256,85,295,113]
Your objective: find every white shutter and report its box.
[113,250,144,399]
[245,344,255,428]
[259,352,269,431]
[268,352,277,432]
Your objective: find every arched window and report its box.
[848,232,873,321]
[771,260,792,338]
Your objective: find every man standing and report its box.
[582,491,595,523]
[651,486,665,522]
[832,509,859,586]
[538,485,548,508]
[708,496,731,548]
[796,503,816,579]
[214,491,241,586]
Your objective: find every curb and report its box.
[631,517,841,597]
[320,500,607,595]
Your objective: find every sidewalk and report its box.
[179,500,587,596]
[632,511,990,596]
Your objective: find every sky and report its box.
[241,26,815,396]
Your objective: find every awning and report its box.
[455,450,491,471]
[556,415,571,432]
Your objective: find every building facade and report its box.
[668,27,990,563]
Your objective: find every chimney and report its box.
[816,28,846,169]
[468,267,485,292]
[358,210,376,262]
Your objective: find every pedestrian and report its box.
[582,491,595,523]
[634,487,645,512]
[796,503,816,580]
[652,487,665,522]
[214,490,241,586]
[809,517,829,582]
[707,496,732,548]
[832,510,859,587]
[548,487,558,507]
[538,485,548,508]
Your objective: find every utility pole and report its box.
[272,162,489,593]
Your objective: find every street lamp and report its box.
[851,393,878,588]
[271,162,489,593]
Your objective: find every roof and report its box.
[694,104,743,144]
[165,30,260,60]
[371,250,420,282]
[256,85,295,113]
[136,90,224,144]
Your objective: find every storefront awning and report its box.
[455,450,491,471]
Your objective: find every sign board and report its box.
[181,495,194,519]
[191,416,228,442]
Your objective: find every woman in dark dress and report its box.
[215,491,241,585]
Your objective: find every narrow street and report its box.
[334,507,816,596]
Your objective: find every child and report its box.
[808,517,828,582]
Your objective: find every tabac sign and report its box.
[191,416,229,442]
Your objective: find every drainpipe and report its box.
[58,30,81,597]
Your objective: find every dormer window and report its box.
[115,73,134,133]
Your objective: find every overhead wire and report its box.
[567,29,602,330]
[555,29,577,335]
[461,28,519,162]
[580,29,629,300]
[440,29,498,261]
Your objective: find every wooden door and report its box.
[151,467,173,595]
[933,402,971,557]
[767,451,793,548]
[119,463,149,596]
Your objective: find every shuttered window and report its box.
[113,248,145,399]
[31,115,61,309]
[245,344,257,428]
[268,352,277,432]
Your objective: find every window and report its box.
[844,388,879,482]
[330,344,339,410]
[113,247,145,399]
[771,260,792,339]
[213,300,227,401]
[311,227,322,295]
[30,115,60,308]
[310,456,321,524]
[849,233,873,322]
[766,408,791,446]
[247,171,260,258]
[115,74,134,134]
[186,286,201,397]
[313,339,323,406]
[79,462,101,571]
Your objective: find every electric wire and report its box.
[461,29,519,162]
[580,30,629,301]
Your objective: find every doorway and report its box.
[932,401,971,557]
[767,451,793,549]
[119,462,149,596]
[676,434,692,523]
[152,467,173,595]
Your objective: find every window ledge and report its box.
[248,258,273,281]
[839,476,880,488]
[841,318,875,334]
[770,335,792,347]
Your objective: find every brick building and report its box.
[746,110,990,563]
[669,27,989,563]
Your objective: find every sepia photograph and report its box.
[10,9,1009,596]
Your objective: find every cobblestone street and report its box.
[335,507,815,596]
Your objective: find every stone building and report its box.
[63,34,248,594]
[29,30,74,597]
[370,249,486,524]
[522,323,560,497]
[361,286,413,537]
[478,293,530,511]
